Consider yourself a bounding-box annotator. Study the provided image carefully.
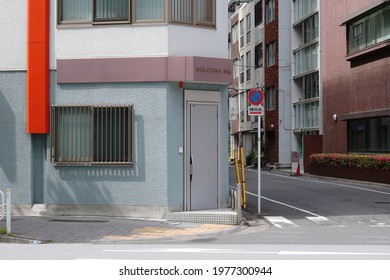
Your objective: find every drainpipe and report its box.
[27,0,50,134]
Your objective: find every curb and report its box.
[0,235,51,244]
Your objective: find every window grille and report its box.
[51,105,133,166]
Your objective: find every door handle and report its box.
[190,153,194,184]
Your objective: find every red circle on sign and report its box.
[248,89,264,106]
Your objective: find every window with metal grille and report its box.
[51,105,133,166]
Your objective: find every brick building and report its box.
[322,0,390,154]
[264,0,292,167]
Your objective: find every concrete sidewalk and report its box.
[0,213,264,244]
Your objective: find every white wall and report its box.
[0,0,26,70]
[168,0,229,59]
[51,0,169,69]
[52,0,230,68]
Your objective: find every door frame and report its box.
[184,90,221,211]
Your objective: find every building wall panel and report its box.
[322,0,390,153]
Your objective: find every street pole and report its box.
[257,114,261,215]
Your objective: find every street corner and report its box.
[231,212,270,235]
[100,223,241,242]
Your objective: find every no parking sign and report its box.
[248,89,264,106]
[291,151,300,163]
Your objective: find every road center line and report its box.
[245,191,323,217]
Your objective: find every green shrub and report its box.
[246,150,256,166]
[310,153,390,170]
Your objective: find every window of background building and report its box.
[294,100,319,130]
[266,41,275,67]
[240,19,245,48]
[266,0,275,24]
[348,4,390,54]
[266,86,275,111]
[255,43,263,68]
[303,13,319,44]
[246,13,251,44]
[246,51,251,81]
[294,0,319,23]
[240,55,245,84]
[304,72,319,99]
[233,58,240,80]
[240,93,245,122]
[348,117,390,153]
[58,0,215,26]
[51,105,133,165]
[255,0,263,26]
[232,23,238,44]
[294,42,319,76]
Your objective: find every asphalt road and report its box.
[227,166,390,245]
[1,167,390,263]
[1,243,390,260]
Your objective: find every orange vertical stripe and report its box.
[27,0,50,134]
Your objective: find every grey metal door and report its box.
[189,104,218,210]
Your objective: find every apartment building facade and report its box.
[229,0,292,168]
[322,0,390,155]
[0,0,232,218]
[229,0,265,162]
[291,0,322,172]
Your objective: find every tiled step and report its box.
[168,209,238,225]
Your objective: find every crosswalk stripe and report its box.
[264,216,299,229]
[264,215,390,229]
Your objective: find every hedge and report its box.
[309,153,390,170]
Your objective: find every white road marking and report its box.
[370,224,390,228]
[264,216,299,229]
[102,248,390,257]
[277,251,390,256]
[246,190,325,218]
[103,248,234,253]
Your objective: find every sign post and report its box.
[291,151,301,176]
[248,89,264,215]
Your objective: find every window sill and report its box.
[346,40,390,62]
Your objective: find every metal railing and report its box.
[0,189,11,234]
